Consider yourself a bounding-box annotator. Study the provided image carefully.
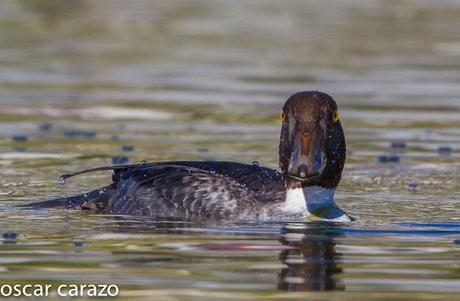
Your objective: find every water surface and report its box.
[0,0,459,300]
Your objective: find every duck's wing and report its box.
[158,161,285,203]
[109,164,266,218]
[26,161,285,219]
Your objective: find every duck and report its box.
[30,91,352,222]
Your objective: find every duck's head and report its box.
[279,91,346,190]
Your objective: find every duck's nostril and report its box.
[297,164,308,178]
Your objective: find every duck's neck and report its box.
[283,186,350,221]
[284,186,335,215]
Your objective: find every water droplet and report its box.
[64,129,96,139]
[377,155,400,163]
[58,177,66,185]
[12,135,28,142]
[38,122,53,131]
[2,232,18,239]
[112,156,129,165]
[438,146,452,156]
[74,241,84,247]
[405,180,418,191]
[391,141,407,149]
[122,145,135,152]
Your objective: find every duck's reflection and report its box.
[97,216,345,292]
[277,224,344,291]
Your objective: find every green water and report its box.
[0,0,459,300]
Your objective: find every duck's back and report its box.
[31,161,285,219]
[109,161,285,218]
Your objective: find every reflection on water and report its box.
[108,219,346,292]
[0,0,460,300]
[278,225,344,292]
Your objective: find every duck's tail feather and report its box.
[22,185,115,211]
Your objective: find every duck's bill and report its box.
[286,173,321,183]
[287,126,327,182]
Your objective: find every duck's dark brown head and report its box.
[279,91,346,189]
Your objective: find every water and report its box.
[0,0,460,300]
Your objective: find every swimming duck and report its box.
[31,91,352,222]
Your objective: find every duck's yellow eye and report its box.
[280,111,286,122]
[332,111,340,123]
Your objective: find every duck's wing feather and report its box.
[25,161,285,219]
[109,164,267,218]
[22,184,115,211]
[154,161,284,202]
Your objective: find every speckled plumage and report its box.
[33,161,287,219]
[108,161,285,218]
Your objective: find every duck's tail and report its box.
[23,184,115,211]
